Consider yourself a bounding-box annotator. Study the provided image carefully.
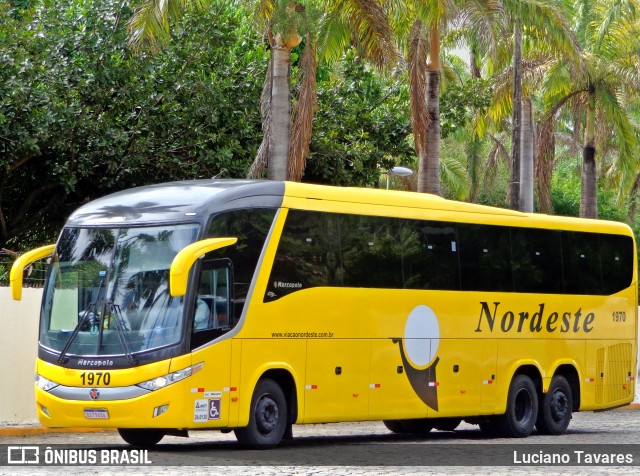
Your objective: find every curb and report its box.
[0,426,114,437]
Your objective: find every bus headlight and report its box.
[136,362,204,391]
[36,374,59,392]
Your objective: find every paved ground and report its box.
[3,407,640,475]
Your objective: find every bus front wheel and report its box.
[235,378,288,448]
[498,374,538,438]
[117,428,165,447]
[536,375,572,435]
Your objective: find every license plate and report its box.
[84,409,109,420]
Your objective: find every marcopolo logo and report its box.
[474,302,595,334]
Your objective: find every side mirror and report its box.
[169,237,237,297]
[10,244,56,301]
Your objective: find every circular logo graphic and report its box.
[403,305,440,368]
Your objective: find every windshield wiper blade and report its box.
[107,301,138,366]
[57,277,106,364]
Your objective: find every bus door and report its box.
[188,258,235,427]
[304,338,371,423]
[432,338,497,417]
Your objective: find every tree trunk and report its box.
[268,45,291,181]
[418,25,440,195]
[535,114,556,214]
[510,19,522,210]
[580,87,597,218]
[519,97,534,212]
[580,145,597,218]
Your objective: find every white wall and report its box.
[0,287,42,424]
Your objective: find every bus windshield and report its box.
[40,224,199,358]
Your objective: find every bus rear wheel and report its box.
[383,419,433,434]
[117,428,165,447]
[234,378,288,448]
[498,374,538,438]
[434,418,461,432]
[536,375,572,435]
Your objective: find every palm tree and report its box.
[541,0,639,218]
[129,0,396,182]
[481,0,577,211]
[391,1,503,195]
[248,0,397,181]
[128,0,305,181]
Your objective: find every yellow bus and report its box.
[10,180,638,447]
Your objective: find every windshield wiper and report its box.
[105,301,138,366]
[57,275,106,364]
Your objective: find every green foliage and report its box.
[0,0,266,250]
[440,78,493,139]
[550,159,581,216]
[304,53,415,186]
[551,158,629,222]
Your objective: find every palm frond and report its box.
[329,0,398,70]
[440,153,469,201]
[247,55,273,179]
[288,36,317,181]
[128,0,215,52]
[597,85,639,201]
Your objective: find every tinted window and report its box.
[599,233,634,294]
[512,228,563,293]
[341,215,406,289]
[458,224,513,292]
[407,222,460,290]
[207,208,276,315]
[562,231,602,294]
[266,209,634,300]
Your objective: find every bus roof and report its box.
[66,180,284,226]
[64,179,633,236]
[283,182,633,236]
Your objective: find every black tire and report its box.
[383,419,433,434]
[497,374,538,438]
[234,378,288,448]
[434,418,461,432]
[117,428,165,447]
[399,418,433,434]
[383,420,407,434]
[536,375,572,435]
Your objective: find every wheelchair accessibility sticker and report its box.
[208,399,220,420]
[194,397,221,422]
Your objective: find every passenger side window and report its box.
[407,222,460,290]
[600,234,634,295]
[191,259,232,349]
[561,231,602,294]
[207,208,276,316]
[458,224,513,292]
[512,228,563,293]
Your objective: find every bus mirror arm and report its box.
[10,244,56,301]
[169,237,238,297]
